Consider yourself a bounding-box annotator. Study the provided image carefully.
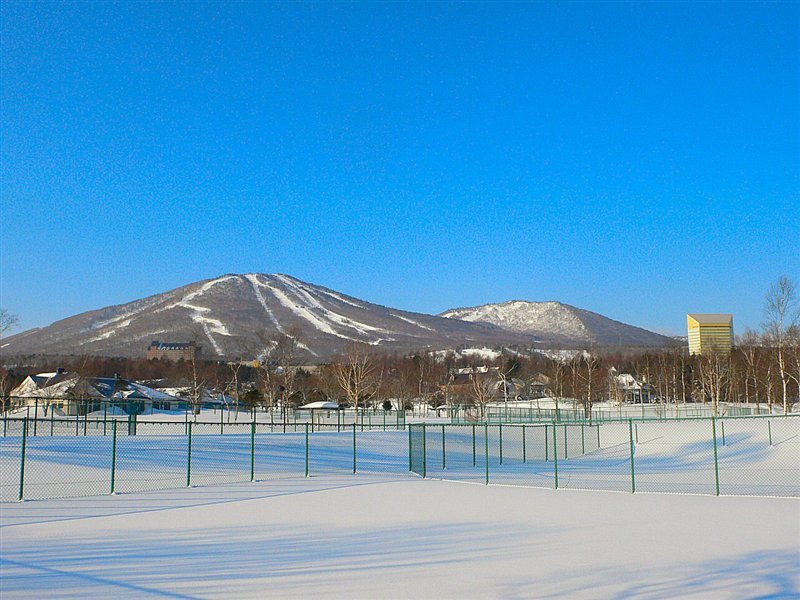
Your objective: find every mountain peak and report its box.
[4,277,675,361]
[441,301,674,348]
[3,274,531,362]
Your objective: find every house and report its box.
[609,370,657,404]
[9,372,181,416]
[10,368,73,397]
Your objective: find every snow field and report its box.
[0,477,797,599]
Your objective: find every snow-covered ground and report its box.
[1,475,797,599]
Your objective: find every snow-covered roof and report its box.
[299,401,340,410]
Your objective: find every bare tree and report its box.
[389,356,417,411]
[332,343,383,425]
[255,329,303,422]
[0,309,19,407]
[696,349,729,415]
[0,308,18,340]
[546,355,568,417]
[786,324,800,407]
[469,369,496,418]
[578,351,601,422]
[187,350,207,418]
[763,276,798,414]
[737,329,763,407]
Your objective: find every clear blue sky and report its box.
[1,1,798,337]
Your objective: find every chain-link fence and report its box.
[2,398,406,431]
[453,402,772,424]
[409,415,799,497]
[0,418,412,502]
[3,414,796,502]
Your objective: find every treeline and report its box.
[3,334,798,415]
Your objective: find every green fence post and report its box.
[472,424,476,466]
[305,423,309,477]
[422,424,427,478]
[110,419,118,494]
[564,424,568,459]
[545,424,549,462]
[712,417,720,496]
[721,420,725,446]
[186,421,193,487]
[408,426,412,471]
[18,418,28,501]
[34,400,38,436]
[484,423,489,485]
[353,423,357,474]
[499,424,503,465]
[50,411,54,436]
[621,419,633,495]
[552,420,558,489]
[522,425,527,463]
[103,404,108,436]
[441,425,446,469]
[250,421,256,482]
[597,424,600,448]
[581,423,585,454]
[635,423,639,444]
[768,420,772,446]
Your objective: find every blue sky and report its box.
[1,1,798,336]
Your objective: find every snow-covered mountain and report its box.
[440,301,675,348]
[2,274,532,362]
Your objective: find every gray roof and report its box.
[687,314,733,324]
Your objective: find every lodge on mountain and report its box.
[686,314,734,356]
[146,340,200,361]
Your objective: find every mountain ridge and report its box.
[440,300,675,348]
[3,274,676,361]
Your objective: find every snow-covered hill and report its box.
[440,301,675,348]
[4,276,676,361]
[2,274,529,361]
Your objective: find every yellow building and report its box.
[687,314,734,355]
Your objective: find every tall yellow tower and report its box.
[687,314,734,355]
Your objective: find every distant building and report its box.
[9,372,181,416]
[608,368,656,403]
[687,314,734,356]
[146,340,200,361]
